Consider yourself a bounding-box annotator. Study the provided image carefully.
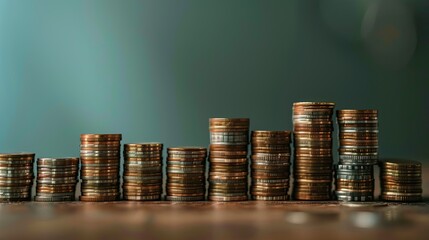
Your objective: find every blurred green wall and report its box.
[0,1,427,162]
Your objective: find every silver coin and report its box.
[336,194,374,202]
[125,151,162,156]
[335,190,374,196]
[210,138,248,145]
[339,154,378,160]
[336,174,374,181]
[341,129,378,133]
[336,164,374,170]
[125,161,162,166]
[37,180,78,185]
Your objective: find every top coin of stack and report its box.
[166,147,207,201]
[0,153,35,202]
[379,159,422,202]
[292,102,335,201]
[335,110,378,201]
[80,134,122,202]
[35,157,79,202]
[123,143,163,201]
[251,131,291,201]
[208,118,249,202]
[337,110,378,165]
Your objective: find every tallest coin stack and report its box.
[292,102,335,201]
[208,118,250,201]
[80,134,122,202]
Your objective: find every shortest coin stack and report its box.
[379,159,422,202]
[0,153,35,202]
[335,164,374,201]
[35,158,79,202]
[251,131,291,201]
[166,147,207,201]
[123,143,163,201]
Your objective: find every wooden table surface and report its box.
[1,167,428,240]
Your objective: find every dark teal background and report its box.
[0,1,428,162]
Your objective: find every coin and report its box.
[80,134,122,141]
[79,195,119,202]
[166,195,205,201]
[124,195,161,201]
[208,195,247,201]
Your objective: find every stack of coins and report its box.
[123,143,163,201]
[337,110,379,165]
[292,102,335,201]
[35,158,79,202]
[250,131,291,201]
[379,159,422,202]
[0,153,35,202]
[80,134,122,202]
[208,118,249,202]
[335,110,378,201]
[335,164,374,201]
[166,147,207,201]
